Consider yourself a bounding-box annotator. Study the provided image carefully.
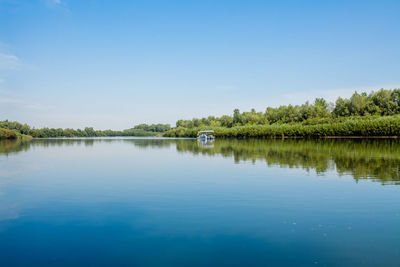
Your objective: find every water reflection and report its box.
[0,139,31,156]
[1,138,399,185]
[197,138,215,149]
[182,139,400,185]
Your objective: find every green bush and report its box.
[0,128,18,139]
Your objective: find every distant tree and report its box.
[233,109,242,125]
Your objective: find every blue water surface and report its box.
[0,138,399,266]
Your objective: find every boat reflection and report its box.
[197,138,214,148]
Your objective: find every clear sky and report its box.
[0,0,399,129]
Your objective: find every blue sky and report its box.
[0,0,399,129]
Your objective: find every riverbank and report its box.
[0,121,170,138]
[0,128,32,140]
[2,115,400,140]
[163,115,400,138]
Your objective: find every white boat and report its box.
[197,130,215,140]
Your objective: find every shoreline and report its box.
[2,135,398,140]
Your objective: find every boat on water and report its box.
[197,130,215,140]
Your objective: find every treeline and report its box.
[164,115,400,138]
[174,89,400,128]
[121,124,171,137]
[164,89,400,137]
[2,88,399,139]
[0,121,170,138]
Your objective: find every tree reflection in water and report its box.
[1,138,399,185]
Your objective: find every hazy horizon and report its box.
[1,0,399,130]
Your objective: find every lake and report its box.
[1,138,400,266]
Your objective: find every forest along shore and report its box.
[163,115,400,138]
[0,123,171,139]
[0,128,32,140]
[1,89,400,139]
[164,89,400,138]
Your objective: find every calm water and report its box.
[1,138,400,266]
